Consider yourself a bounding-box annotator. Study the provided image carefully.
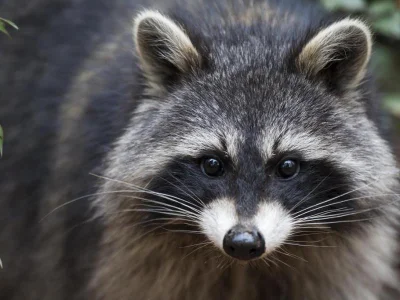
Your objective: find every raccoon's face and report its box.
[102,11,398,262]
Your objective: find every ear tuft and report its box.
[297,18,372,92]
[133,10,201,89]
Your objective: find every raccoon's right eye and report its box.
[201,157,224,177]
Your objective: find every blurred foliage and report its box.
[0,17,18,37]
[321,0,400,156]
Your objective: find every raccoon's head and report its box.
[99,10,398,262]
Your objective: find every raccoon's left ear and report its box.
[296,18,372,92]
[133,10,202,90]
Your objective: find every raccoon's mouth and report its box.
[200,198,294,261]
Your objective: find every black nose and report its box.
[223,225,265,261]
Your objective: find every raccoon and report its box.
[0,0,399,299]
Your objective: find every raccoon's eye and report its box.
[201,157,224,177]
[276,158,300,179]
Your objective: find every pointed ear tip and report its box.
[133,10,163,34]
[339,18,373,58]
[335,18,373,43]
[132,10,168,55]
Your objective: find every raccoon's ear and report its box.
[133,10,201,89]
[296,19,372,92]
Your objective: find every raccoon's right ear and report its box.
[133,10,202,90]
[296,19,372,93]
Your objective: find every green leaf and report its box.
[0,21,10,37]
[0,17,18,37]
[321,0,366,12]
[0,125,3,158]
[384,94,400,118]
[0,17,18,30]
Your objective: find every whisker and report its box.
[222,260,235,272]
[283,242,335,248]
[293,191,397,219]
[124,204,200,223]
[261,257,272,268]
[182,243,212,260]
[156,172,205,207]
[65,213,194,235]
[40,190,138,222]
[308,207,353,217]
[285,238,327,245]
[288,172,335,214]
[133,189,203,212]
[289,152,358,214]
[121,208,200,221]
[274,248,308,263]
[125,196,202,219]
[270,254,296,271]
[293,225,331,230]
[90,173,203,211]
[147,155,205,207]
[295,193,400,220]
[289,232,328,237]
[162,228,204,235]
[296,217,378,226]
[292,181,378,218]
[180,241,213,249]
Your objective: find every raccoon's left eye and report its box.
[276,158,300,179]
[201,157,224,177]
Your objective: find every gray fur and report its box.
[0,0,399,299]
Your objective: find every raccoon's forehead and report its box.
[160,103,337,164]
[165,73,341,160]
[169,121,332,163]
[179,68,333,120]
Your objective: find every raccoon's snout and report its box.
[201,199,293,259]
[223,225,265,260]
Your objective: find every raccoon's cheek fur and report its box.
[200,199,293,261]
